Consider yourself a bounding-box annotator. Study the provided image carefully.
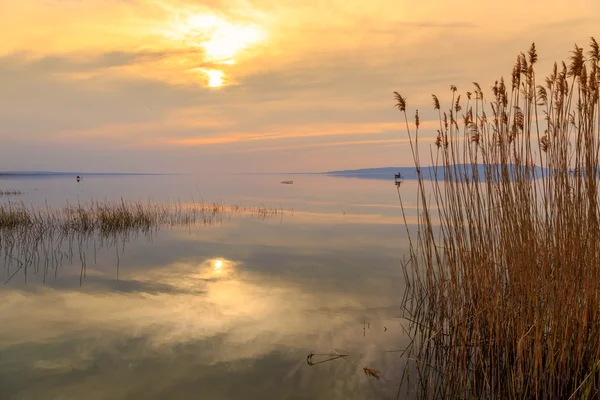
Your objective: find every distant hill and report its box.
[326,165,548,181]
[326,167,421,180]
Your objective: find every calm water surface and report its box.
[0,174,417,400]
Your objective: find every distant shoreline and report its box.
[0,172,168,178]
[324,164,552,181]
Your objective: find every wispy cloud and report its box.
[0,0,598,172]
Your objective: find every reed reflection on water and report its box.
[0,174,412,400]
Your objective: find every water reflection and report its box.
[0,175,414,399]
[1,249,408,399]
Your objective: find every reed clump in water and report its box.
[0,199,281,234]
[1,199,283,283]
[395,38,600,398]
[0,189,23,196]
[0,204,32,229]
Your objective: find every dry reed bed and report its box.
[0,199,281,283]
[394,38,600,398]
[0,199,280,234]
[0,189,23,196]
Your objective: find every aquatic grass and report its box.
[394,38,600,398]
[0,202,33,229]
[0,199,281,233]
[0,189,23,196]
[1,198,283,283]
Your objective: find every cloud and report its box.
[2,50,174,71]
[0,0,599,172]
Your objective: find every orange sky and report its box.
[1,0,599,172]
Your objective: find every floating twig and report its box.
[306,352,349,366]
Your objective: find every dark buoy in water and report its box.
[76,175,81,182]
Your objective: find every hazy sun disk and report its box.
[201,69,224,87]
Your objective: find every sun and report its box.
[215,259,223,269]
[202,69,224,87]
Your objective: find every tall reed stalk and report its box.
[395,38,600,398]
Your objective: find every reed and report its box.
[0,189,23,196]
[394,38,600,398]
[0,199,281,233]
[1,198,282,283]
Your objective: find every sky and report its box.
[1,0,599,173]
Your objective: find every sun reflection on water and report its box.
[207,257,231,276]
[0,246,406,399]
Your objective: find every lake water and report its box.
[0,173,417,400]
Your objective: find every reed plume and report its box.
[395,38,600,399]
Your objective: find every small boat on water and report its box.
[76,175,81,182]
[394,172,403,186]
[280,180,294,184]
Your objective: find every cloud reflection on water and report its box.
[0,175,414,399]
[1,250,408,399]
